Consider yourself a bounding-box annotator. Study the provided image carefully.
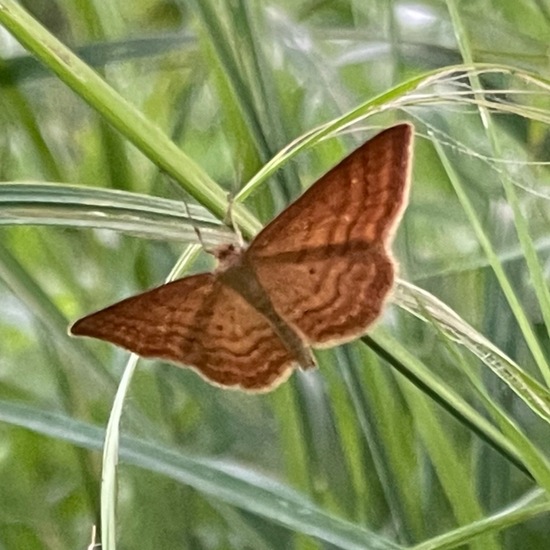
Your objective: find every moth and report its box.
[71,124,413,391]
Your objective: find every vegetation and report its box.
[0,0,549,548]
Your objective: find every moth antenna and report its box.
[87,525,101,550]
[224,192,245,248]
[180,192,211,251]
[167,180,216,255]
[224,161,247,248]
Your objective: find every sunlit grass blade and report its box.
[0,183,233,246]
[365,327,531,479]
[100,243,202,550]
[0,398,405,550]
[0,0,261,236]
[235,72,431,203]
[411,491,550,550]
[394,280,550,427]
[235,63,550,204]
[441,332,550,492]
[432,139,549,384]
[447,0,550,381]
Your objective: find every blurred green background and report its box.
[0,0,549,549]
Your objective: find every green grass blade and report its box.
[412,492,550,550]
[446,0,550,384]
[0,183,233,246]
[0,0,261,236]
[432,139,549,384]
[0,398,405,550]
[394,280,550,429]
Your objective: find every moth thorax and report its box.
[213,243,247,272]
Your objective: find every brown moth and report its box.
[71,124,413,392]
